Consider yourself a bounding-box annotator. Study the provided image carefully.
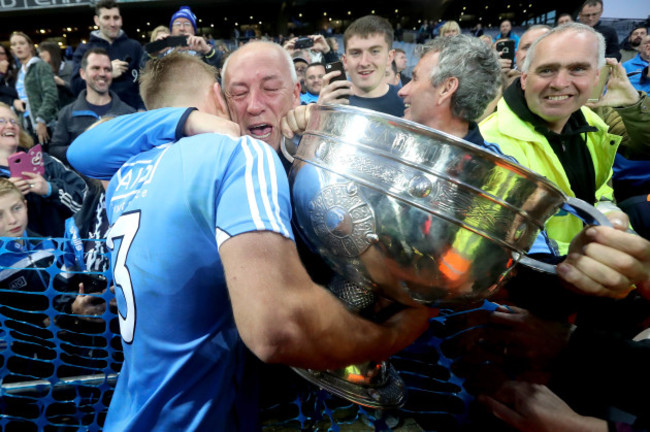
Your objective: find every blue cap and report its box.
[170,6,197,33]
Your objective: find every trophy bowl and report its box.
[289,104,608,306]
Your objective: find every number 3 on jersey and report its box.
[107,211,141,344]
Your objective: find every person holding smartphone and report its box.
[70,0,145,110]
[317,15,404,117]
[0,103,87,237]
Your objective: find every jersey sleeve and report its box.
[214,136,294,247]
[67,107,194,180]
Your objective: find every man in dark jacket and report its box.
[70,0,144,110]
[578,0,621,60]
[50,47,134,166]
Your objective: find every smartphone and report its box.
[495,40,515,63]
[75,273,108,294]
[588,65,612,103]
[144,35,189,54]
[325,61,349,100]
[294,36,314,49]
[8,144,45,180]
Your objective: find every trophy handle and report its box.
[518,197,614,274]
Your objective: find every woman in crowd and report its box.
[38,41,75,108]
[440,20,461,37]
[0,43,18,107]
[9,31,58,145]
[0,102,86,237]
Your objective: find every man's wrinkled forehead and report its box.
[224,46,293,88]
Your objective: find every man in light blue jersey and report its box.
[68,48,428,431]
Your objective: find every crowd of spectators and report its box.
[0,0,650,430]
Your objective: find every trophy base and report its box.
[291,361,407,409]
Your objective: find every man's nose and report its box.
[245,89,265,115]
[551,69,571,88]
[359,51,372,65]
[397,81,410,97]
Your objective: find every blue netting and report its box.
[1,235,500,431]
[0,237,121,432]
[260,301,500,432]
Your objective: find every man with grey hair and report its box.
[398,35,502,141]
[480,23,625,256]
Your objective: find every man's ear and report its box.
[438,76,459,105]
[93,15,100,28]
[211,81,231,119]
[292,81,301,108]
[79,67,87,82]
[387,48,395,66]
[521,72,528,91]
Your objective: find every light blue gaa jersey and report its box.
[102,134,293,432]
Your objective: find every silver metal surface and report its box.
[290,104,606,305]
[292,361,407,409]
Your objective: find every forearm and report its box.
[614,91,650,159]
[223,232,426,370]
[68,107,194,179]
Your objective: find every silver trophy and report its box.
[286,104,610,408]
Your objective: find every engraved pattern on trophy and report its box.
[310,183,376,258]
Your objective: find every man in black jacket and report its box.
[578,0,621,60]
[50,47,134,166]
[70,0,144,110]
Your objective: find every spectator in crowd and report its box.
[480,23,624,255]
[283,35,340,64]
[0,43,18,107]
[495,19,521,51]
[159,6,223,68]
[292,55,309,91]
[620,26,647,63]
[326,37,340,57]
[318,15,405,117]
[479,34,493,45]
[394,22,404,42]
[139,25,170,67]
[556,13,575,26]
[394,48,411,85]
[300,62,325,105]
[440,20,461,37]
[71,0,145,110]
[500,25,552,89]
[622,35,650,93]
[49,48,135,165]
[398,36,500,143]
[38,41,75,108]
[417,20,433,44]
[9,32,58,146]
[0,102,86,237]
[472,23,484,37]
[578,0,620,60]
[67,46,429,431]
[151,25,170,41]
[384,60,401,87]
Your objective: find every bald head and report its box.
[222,41,298,89]
[221,41,301,150]
[516,25,551,67]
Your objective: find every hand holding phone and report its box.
[587,65,612,103]
[495,40,515,63]
[8,144,45,180]
[294,36,314,49]
[323,61,351,102]
[144,35,189,55]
